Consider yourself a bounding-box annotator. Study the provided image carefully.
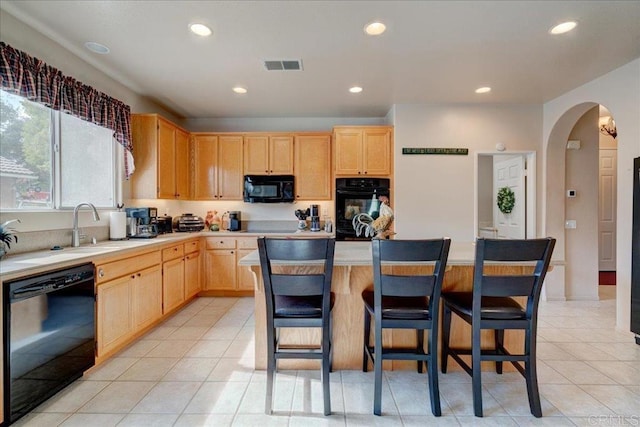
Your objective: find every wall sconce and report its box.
[600,116,617,139]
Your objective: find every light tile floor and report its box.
[15,286,640,426]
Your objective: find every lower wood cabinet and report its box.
[204,237,257,293]
[162,239,201,313]
[96,250,162,358]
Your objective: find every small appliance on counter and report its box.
[156,215,173,234]
[228,211,242,231]
[310,204,321,232]
[125,207,159,238]
[173,213,205,232]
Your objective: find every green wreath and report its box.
[497,187,515,214]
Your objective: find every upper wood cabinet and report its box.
[244,134,294,175]
[131,114,190,199]
[333,126,393,176]
[294,133,332,200]
[192,134,243,200]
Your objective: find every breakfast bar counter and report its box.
[239,241,537,371]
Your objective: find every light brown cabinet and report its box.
[96,250,162,358]
[203,237,257,293]
[192,134,243,200]
[184,240,201,299]
[334,126,393,176]
[131,114,190,199]
[244,134,294,175]
[294,133,332,200]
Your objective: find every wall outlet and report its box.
[567,189,576,198]
[565,219,577,229]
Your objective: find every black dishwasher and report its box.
[3,263,95,425]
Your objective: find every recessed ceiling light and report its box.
[233,86,247,94]
[475,86,491,94]
[349,86,363,94]
[189,23,212,37]
[364,21,386,36]
[84,41,110,54]
[549,21,577,35]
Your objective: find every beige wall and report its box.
[565,106,600,300]
[391,104,542,242]
[543,58,640,331]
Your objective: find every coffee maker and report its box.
[125,207,159,238]
[228,211,242,231]
[310,204,321,232]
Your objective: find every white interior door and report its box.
[599,148,617,270]
[494,156,526,239]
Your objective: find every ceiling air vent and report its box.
[263,59,303,71]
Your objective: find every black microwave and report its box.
[243,175,295,203]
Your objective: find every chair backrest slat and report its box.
[482,276,536,297]
[381,274,435,297]
[482,239,552,262]
[379,240,446,262]
[271,274,325,296]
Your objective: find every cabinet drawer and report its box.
[184,239,200,254]
[163,244,185,261]
[96,250,161,284]
[206,238,237,249]
[237,238,258,249]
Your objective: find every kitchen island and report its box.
[240,241,546,371]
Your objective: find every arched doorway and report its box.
[545,102,618,304]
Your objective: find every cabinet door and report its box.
[157,118,176,198]
[363,128,391,175]
[218,135,244,200]
[204,249,237,290]
[132,265,163,331]
[97,275,133,357]
[294,134,331,200]
[184,250,201,299]
[244,135,269,174]
[163,257,185,314]
[237,249,257,291]
[193,135,218,199]
[334,129,362,175]
[174,128,190,199]
[269,135,294,174]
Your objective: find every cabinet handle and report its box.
[364,171,368,174]
[131,274,135,279]
[231,251,234,254]
[137,273,141,277]
[98,268,104,278]
[174,247,178,251]
[357,171,361,174]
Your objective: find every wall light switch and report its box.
[565,220,577,229]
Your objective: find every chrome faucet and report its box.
[72,203,100,247]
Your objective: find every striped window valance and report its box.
[0,42,134,177]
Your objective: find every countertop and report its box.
[0,229,333,281]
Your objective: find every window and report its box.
[0,89,117,210]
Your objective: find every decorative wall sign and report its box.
[402,147,468,155]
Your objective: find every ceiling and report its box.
[2,1,640,119]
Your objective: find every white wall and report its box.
[543,58,640,331]
[184,117,385,132]
[565,106,600,300]
[390,104,542,241]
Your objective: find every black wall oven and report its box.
[335,177,390,241]
[3,263,95,425]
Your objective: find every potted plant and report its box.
[0,219,20,259]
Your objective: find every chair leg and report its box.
[427,329,442,416]
[441,304,452,373]
[416,329,424,373]
[524,328,542,417]
[495,329,505,374]
[373,321,383,416]
[322,321,332,416]
[472,323,483,417]
[265,326,276,415]
[363,309,371,372]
